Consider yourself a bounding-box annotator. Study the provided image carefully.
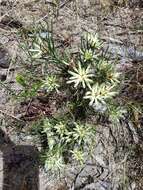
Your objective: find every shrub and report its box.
[16,23,124,171]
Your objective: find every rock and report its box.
[104,43,143,62]
[0,138,39,190]
[0,46,10,68]
[0,69,7,81]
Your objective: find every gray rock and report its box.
[0,69,7,81]
[0,46,10,68]
[105,43,143,62]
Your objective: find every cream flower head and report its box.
[67,62,94,88]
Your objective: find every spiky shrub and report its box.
[16,23,123,171]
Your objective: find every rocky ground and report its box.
[0,0,143,189]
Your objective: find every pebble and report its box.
[0,46,10,68]
[0,69,7,81]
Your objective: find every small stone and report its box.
[0,46,10,68]
[0,69,7,81]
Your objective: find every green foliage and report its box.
[16,73,42,99]
[108,104,127,124]
[16,74,27,87]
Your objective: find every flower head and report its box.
[80,49,94,62]
[29,42,43,59]
[85,33,102,49]
[84,83,117,106]
[54,122,68,138]
[42,75,59,92]
[72,123,88,144]
[67,62,94,88]
[71,149,84,165]
[44,150,64,171]
[97,60,120,84]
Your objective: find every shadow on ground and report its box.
[0,129,39,190]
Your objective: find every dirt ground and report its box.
[0,0,143,189]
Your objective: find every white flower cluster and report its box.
[67,33,120,109]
